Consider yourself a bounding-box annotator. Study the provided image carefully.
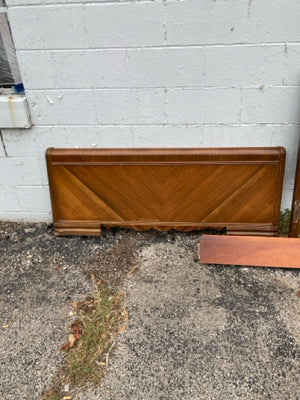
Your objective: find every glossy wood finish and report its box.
[46,147,286,236]
[289,138,300,237]
[200,234,300,268]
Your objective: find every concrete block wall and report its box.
[1,0,300,220]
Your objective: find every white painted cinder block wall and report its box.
[1,0,300,221]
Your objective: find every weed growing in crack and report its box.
[279,209,292,236]
[41,281,128,399]
[65,287,121,386]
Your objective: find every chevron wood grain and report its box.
[46,148,286,236]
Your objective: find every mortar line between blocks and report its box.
[16,43,300,52]
[8,0,165,8]
[25,85,300,91]
[28,123,300,127]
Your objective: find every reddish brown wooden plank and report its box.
[200,235,300,268]
[46,147,286,236]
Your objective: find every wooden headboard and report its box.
[46,147,285,236]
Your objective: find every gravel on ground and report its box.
[0,222,300,400]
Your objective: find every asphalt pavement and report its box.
[0,222,299,399]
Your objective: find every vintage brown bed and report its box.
[46,147,285,236]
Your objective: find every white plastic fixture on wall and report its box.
[0,95,32,128]
[0,4,31,128]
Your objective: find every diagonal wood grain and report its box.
[53,167,123,221]
[46,147,286,236]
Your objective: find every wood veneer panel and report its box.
[46,148,286,236]
[200,234,300,268]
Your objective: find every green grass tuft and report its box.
[41,390,60,400]
[41,283,127,399]
[279,208,291,236]
[65,288,122,387]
